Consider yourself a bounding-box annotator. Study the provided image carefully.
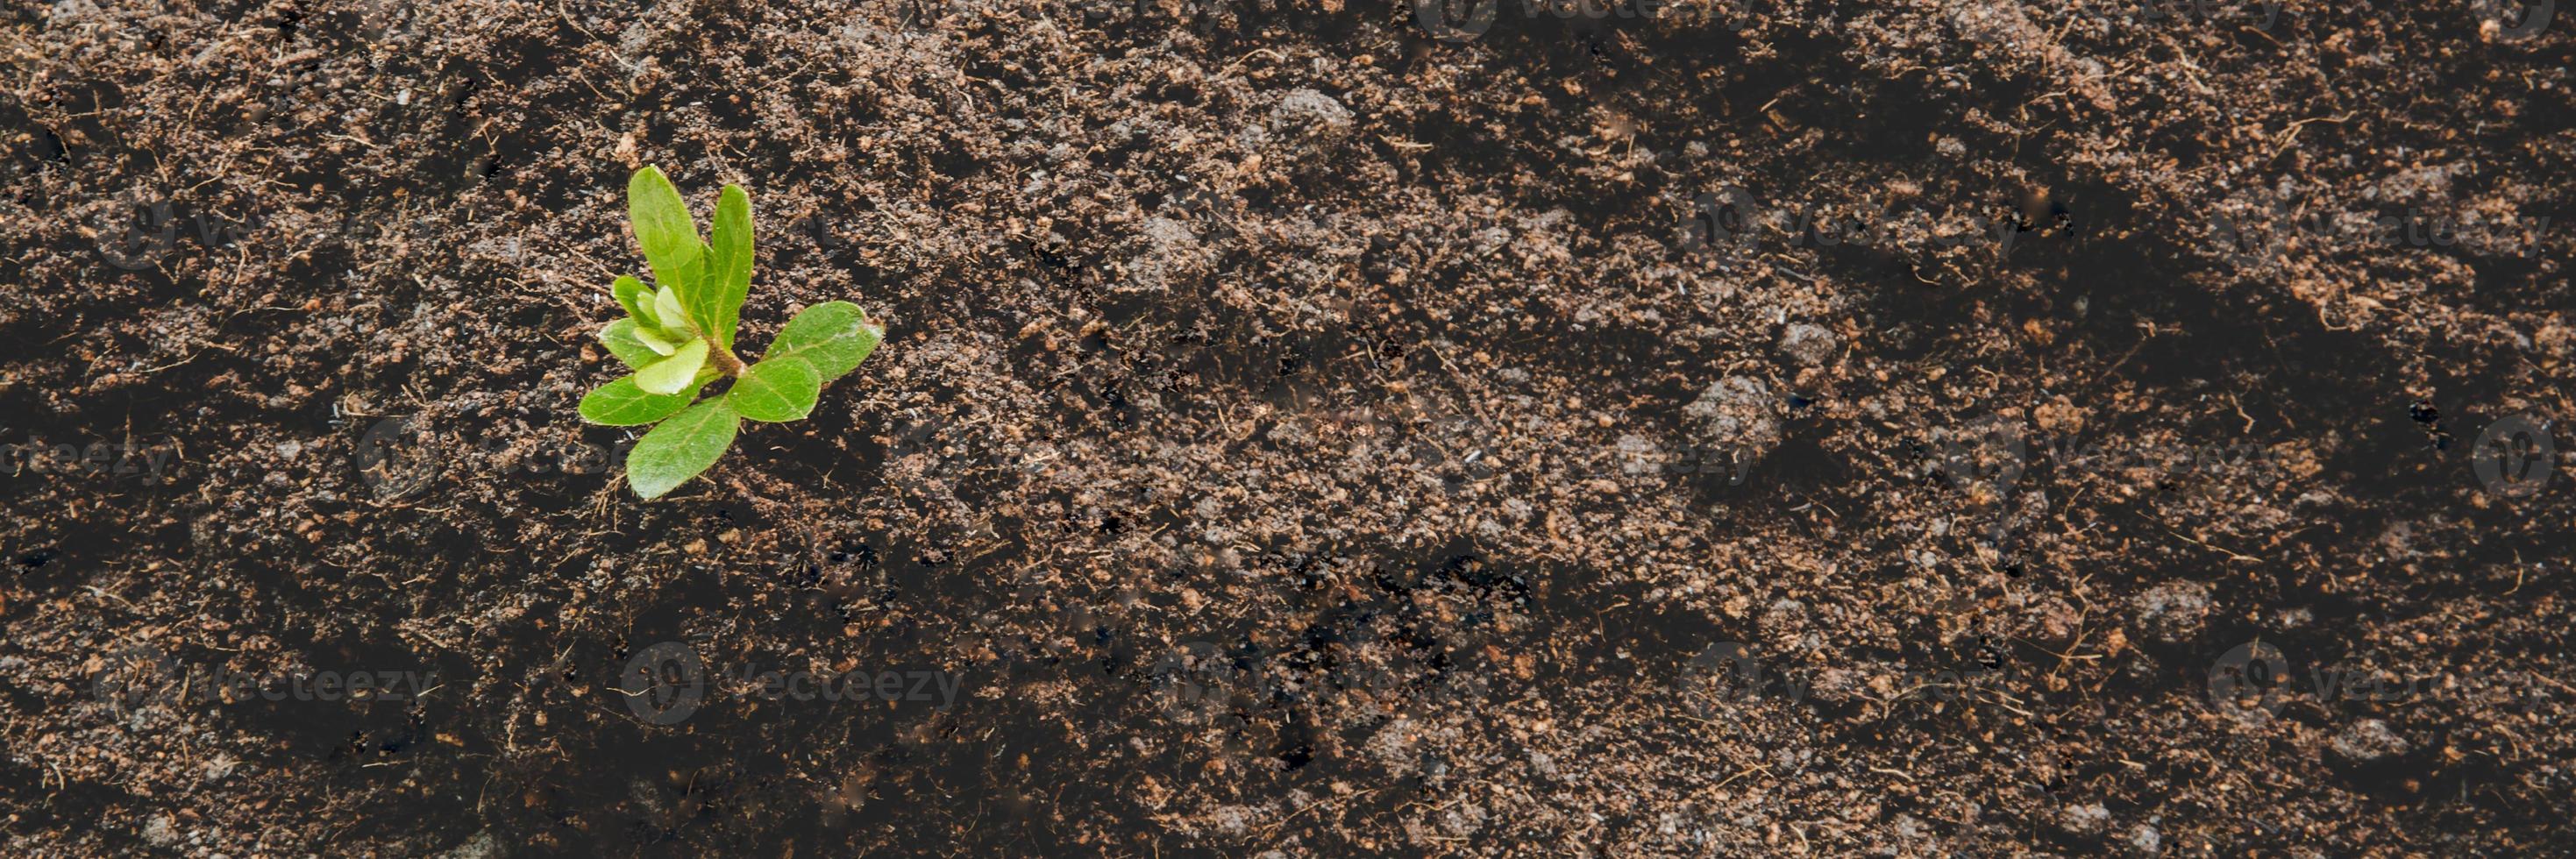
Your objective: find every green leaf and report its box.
[636,339,709,395]
[632,324,682,356]
[704,184,754,349]
[652,286,690,334]
[599,319,662,369]
[580,375,694,426]
[765,301,881,381]
[728,357,820,422]
[627,166,704,299]
[613,274,658,327]
[628,398,741,499]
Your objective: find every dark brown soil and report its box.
[5,0,2573,855]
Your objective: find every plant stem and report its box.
[705,337,748,377]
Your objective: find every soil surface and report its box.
[5,0,2575,855]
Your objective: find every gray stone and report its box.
[1683,376,1783,463]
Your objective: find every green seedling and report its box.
[580,165,882,499]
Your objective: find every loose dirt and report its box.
[4,0,2572,855]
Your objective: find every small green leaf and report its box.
[628,398,741,499]
[704,184,754,349]
[580,375,694,426]
[728,357,820,422]
[613,274,657,327]
[652,286,690,334]
[765,301,881,381]
[636,339,709,395]
[628,166,704,298]
[600,319,661,369]
[632,325,682,356]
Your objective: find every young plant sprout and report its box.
[580,166,882,499]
